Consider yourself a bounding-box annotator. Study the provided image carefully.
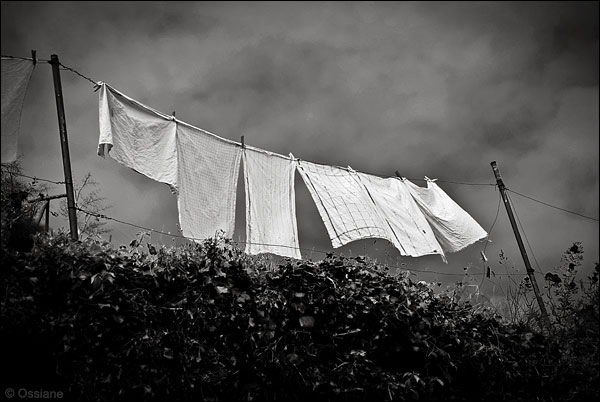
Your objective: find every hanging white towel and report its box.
[356,173,444,258]
[243,148,301,259]
[297,161,392,248]
[1,58,35,163]
[97,82,178,190]
[403,178,488,253]
[177,122,242,241]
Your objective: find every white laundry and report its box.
[176,122,242,241]
[97,82,178,190]
[243,148,301,259]
[403,178,488,253]
[297,161,392,248]
[1,57,35,163]
[356,173,444,258]
[95,83,486,260]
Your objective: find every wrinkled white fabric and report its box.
[97,83,178,189]
[297,161,392,248]
[403,178,488,253]
[356,173,444,258]
[1,58,35,163]
[177,122,242,241]
[243,148,301,259]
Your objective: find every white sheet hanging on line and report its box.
[356,173,445,259]
[97,82,178,190]
[297,160,393,248]
[177,122,242,241]
[1,57,35,163]
[243,148,301,259]
[403,178,488,253]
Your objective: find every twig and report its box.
[333,328,361,337]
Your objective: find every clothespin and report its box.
[424,176,437,182]
[241,135,245,149]
[93,81,102,92]
[31,50,36,65]
[290,153,301,167]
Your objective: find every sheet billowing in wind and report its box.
[356,173,444,258]
[177,123,242,241]
[1,58,35,163]
[96,82,486,260]
[97,82,178,190]
[297,161,393,248]
[243,148,301,259]
[98,82,242,242]
[297,162,485,259]
[403,178,488,253]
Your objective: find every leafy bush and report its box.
[1,233,598,401]
[1,161,48,251]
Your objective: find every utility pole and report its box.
[491,161,549,327]
[49,54,78,241]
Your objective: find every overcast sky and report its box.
[2,1,598,302]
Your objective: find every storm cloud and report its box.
[2,1,598,299]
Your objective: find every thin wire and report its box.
[76,206,189,240]
[1,54,50,62]
[3,171,66,185]
[484,189,502,254]
[416,179,496,187]
[41,193,594,288]
[507,191,546,276]
[479,189,503,290]
[396,268,476,277]
[57,61,98,86]
[75,205,329,254]
[2,53,99,88]
[74,206,535,277]
[46,59,500,187]
[5,170,498,261]
[330,168,495,186]
[1,55,590,203]
[507,188,599,222]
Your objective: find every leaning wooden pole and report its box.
[491,161,549,327]
[49,54,78,241]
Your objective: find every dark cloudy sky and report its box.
[2,1,598,303]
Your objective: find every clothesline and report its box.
[2,54,499,186]
[74,203,592,284]
[2,54,597,267]
[4,53,598,218]
[4,170,582,283]
[7,166,596,224]
[95,81,492,261]
[74,205,530,278]
[508,188,599,222]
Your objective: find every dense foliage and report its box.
[1,162,47,251]
[1,231,598,401]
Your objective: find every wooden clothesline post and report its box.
[491,161,550,328]
[49,54,78,241]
